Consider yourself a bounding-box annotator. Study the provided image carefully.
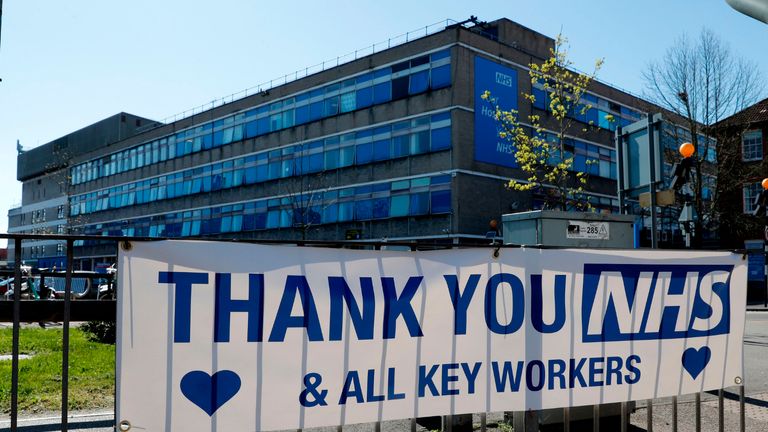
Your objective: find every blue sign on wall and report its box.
[746,241,766,282]
[474,56,519,167]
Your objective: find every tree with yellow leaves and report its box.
[482,35,604,211]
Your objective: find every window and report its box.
[744,182,763,213]
[743,130,763,161]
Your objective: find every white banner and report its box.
[116,241,746,431]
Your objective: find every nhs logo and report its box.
[495,71,514,87]
[582,264,733,342]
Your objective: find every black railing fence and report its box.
[0,233,750,432]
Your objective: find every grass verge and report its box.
[0,326,115,415]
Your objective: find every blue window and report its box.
[325,96,339,116]
[431,49,450,61]
[295,105,309,125]
[256,117,269,136]
[338,202,354,221]
[309,101,324,121]
[355,200,373,220]
[391,76,409,99]
[356,143,373,165]
[340,92,356,113]
[373,82,391,104]
[392,135,409,158]
[372,139,390,161]
[390,195,409,217]
[372,198,389,219]
[356,87,373,108]
[409,70,429,94]
[325,149,340,170]
[431,65,451,89]
[410,192,429,215]
[323,203,338,223]
[431,127,450,150]
[431,190,451,214]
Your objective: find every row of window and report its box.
[538,132,618,180]
[531,83,643,131]
[69,113,452,216]
[70,49,452,186]
[78,175,452,238]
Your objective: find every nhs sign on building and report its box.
[474,56,519,167]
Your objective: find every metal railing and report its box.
[0,233,752,432]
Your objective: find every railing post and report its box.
[646,399,653,432]
[718,389,724,432]
[11,237,22,431]
[695,393,701,432]
[61,239,74,431]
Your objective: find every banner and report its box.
[116,241,746,431]
[474,56,519,167]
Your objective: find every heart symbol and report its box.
[682,347,711,380]
[180,370,241,416]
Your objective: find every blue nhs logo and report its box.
[495,71,514,87]
[581,264,733,342]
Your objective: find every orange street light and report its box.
[679,142,695,158]
[762,178,768,190]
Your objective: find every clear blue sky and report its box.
[0,0,766,240]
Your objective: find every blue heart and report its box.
[180,370,241,416]
[682,347,712,380]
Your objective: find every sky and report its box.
[0,0,766,241]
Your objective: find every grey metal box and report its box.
[502,210,636,249]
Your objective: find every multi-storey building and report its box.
[10,17,677,269]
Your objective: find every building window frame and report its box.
[744,182,762,214]
[742,129,763,162]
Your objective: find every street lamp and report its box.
[672,143,696,247]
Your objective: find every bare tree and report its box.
[643,28,765,246]
[284,171,333,241]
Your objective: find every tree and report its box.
[643,28,765,246]
[284,170,333,241]
[482,34,604,211]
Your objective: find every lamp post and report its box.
[672,143,695,247]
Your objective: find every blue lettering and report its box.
[530,274,566,333]
[444,274,480,335]
[526,360,545,391]
[387,368,405,400]
[365,369,385,402]
[339,371,364,405]
[461,362,482,395]
[492,361,524,392]
[158,271,209,343]
[382,277,424,339]
[441,363,460,396]
[418,364,440,397]
[582,264,733,342]
[548,359,566,390]
[569,358,587,388]
[328,277,375,341]
[588,358,604,387]
[606,356,623,385]
[268,275,323,342]
[625,355,641,384]
[485,273,525,334]
[214,273,264,342]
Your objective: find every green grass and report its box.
[0,327,115,414]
